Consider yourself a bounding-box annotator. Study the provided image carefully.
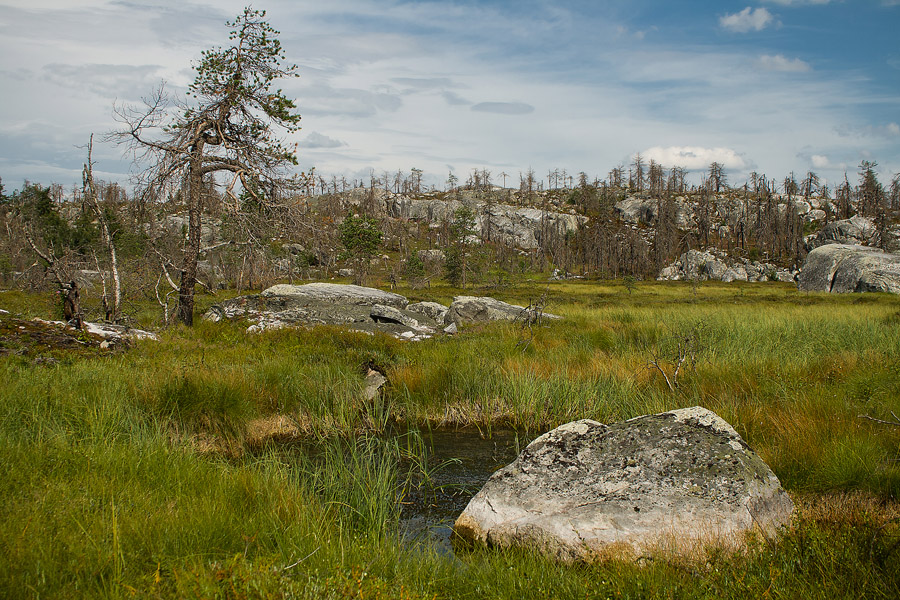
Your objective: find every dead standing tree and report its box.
[23,232,83,328]
[83,135,122,322]
[112,7,302,325]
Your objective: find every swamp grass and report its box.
[1,280,899,598]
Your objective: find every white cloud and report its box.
[42,63,165,100]
[641,146,747,171]
[616,24,655,40]
[441,91,470,106]
[303,132,345,149]
[755,54,811,72]
[811,154,830,168]
[390,77,457,90]
[803,153,848,172]
[720,7,774,33]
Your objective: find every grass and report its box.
[1,280,899,597]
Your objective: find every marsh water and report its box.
[273,427,537,553]
[398,428,536,553]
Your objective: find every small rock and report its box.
[363,369,387,401]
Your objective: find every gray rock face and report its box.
[374,194,586,251]
[614,197,693,229]
[454,407,793,561]
[205,283,438,339]
[658,250,795,283]
[614,197,657,225]
[798,244,900,293]
[205,284,561,337]
[703,259,728,280]
[262,283,408,308]
[805,215,875,250]
[721,266,748,283]
[681,250,715,280]
[370,304,428,331]
[806,209,826,222]
[407,301,450,323]
[446,296,560,326]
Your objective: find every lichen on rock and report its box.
[453,407,794,561]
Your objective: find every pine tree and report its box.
[113,7,301,324]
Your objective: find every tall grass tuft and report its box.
[297,434,405,537]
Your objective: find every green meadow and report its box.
[1,280,899,598]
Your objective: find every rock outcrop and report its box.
[453,407,793,561]
[614,197,693,229]
[446,296,560,326]
[804,216,875,250]
[204,283,438,339]
[204,284,562,338]
[261,283,408,308]
[325,190,586,251]
[798,244,900,294]
[407,301,450,323]
[658,249,796,283]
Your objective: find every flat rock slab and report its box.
[447,296,560,326]
[204,283,443,340]
[798,244,900,294]
[453,407,793,561]
[262,283,409,308]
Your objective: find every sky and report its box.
[1,0,898,193]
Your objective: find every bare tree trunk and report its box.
[83,135,122,322]
[24,230,83,328]
[178,149,203,326]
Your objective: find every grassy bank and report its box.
[1,280,899,598]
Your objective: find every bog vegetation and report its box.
[1,280,900,598]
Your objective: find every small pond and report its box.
[270,427,538,554]
[398,428,535,553]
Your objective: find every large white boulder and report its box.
[798,244,900,294]
[453,407,793,561]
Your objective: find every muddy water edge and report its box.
[273,427,536,554]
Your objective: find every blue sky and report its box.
[1,0,898,192]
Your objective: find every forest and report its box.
[2,154,898,329]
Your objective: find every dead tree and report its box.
[82,135,122,322]
[24,231,82,328]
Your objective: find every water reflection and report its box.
[399,428,534,553]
